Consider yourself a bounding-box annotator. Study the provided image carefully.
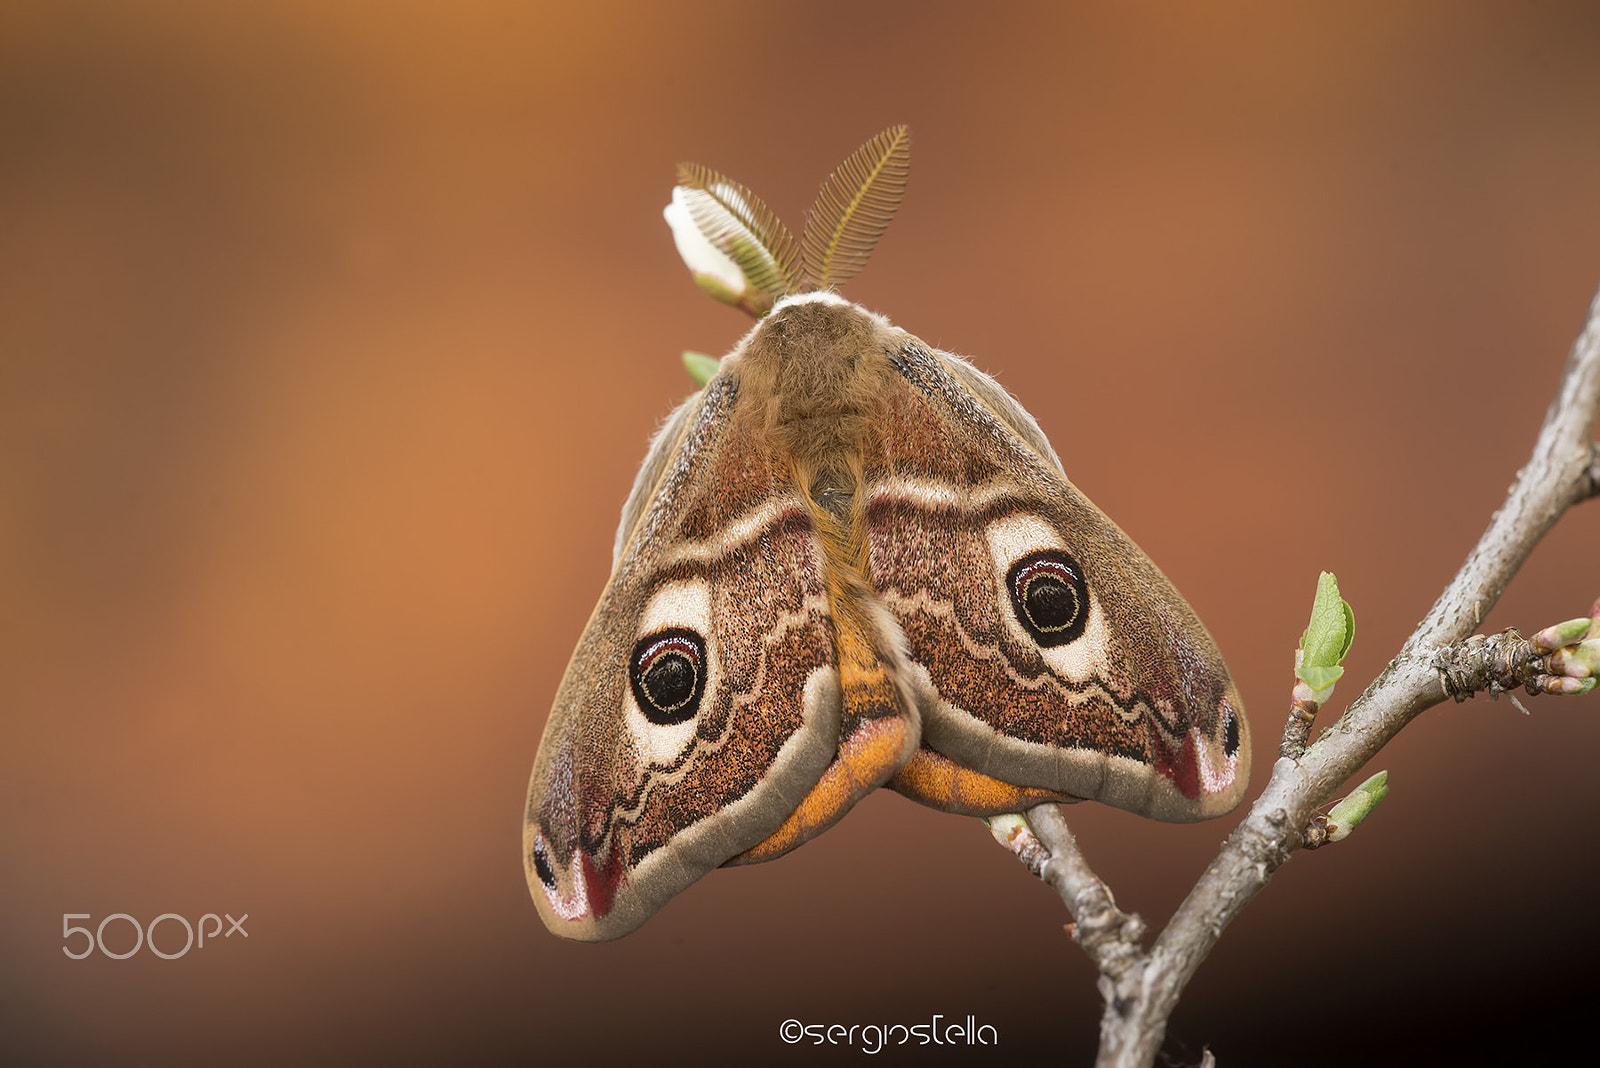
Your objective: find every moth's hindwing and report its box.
[524,377,847,941]
[867,337,1250,822]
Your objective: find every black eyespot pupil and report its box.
[1223,709,1241,758]
[641,652,694,711]
[629,627,707,726]
[1023,575,1077,631]
[1006,550,1090,648]
[532,842,556,889]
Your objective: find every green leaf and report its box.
[1325,770,1389,843]
[1298,571,1354,681]
[1297,664,1345,691]
[682,351,720,386]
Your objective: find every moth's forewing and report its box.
[864,336,1249,821]
[524,378,844,940]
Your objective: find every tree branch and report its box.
[1022,278,1600,1068]
[1024,805,1144,980]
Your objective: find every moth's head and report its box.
[772,290,850,310]
[740,291,889,361]
[733,293,902,453]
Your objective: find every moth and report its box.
[525,127,1250,941]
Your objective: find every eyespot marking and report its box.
[983,513,1109,682]
[624,579,718,766]
[629,628,707,725]
[1007,550,1089,647]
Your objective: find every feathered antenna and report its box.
[663,126,912,319]
[800,124,911,291]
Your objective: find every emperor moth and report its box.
[525,126,1249,941]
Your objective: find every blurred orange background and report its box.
[4,2,1599,1064]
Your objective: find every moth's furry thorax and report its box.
[731,294,903,472]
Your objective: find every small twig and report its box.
[1024,805,1145,981]
[1011,279,1600,1068]
[1277,697,1319,760]
[1436,630,1543,698]
[1436,626,1597,699]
